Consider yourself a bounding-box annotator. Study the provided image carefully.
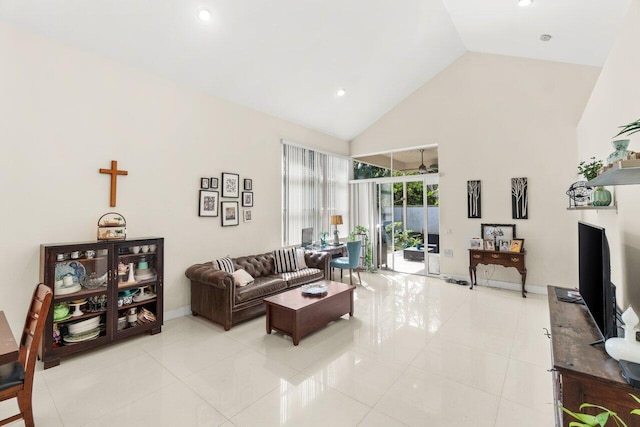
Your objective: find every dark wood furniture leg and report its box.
[266,305,272,334]
[469,266,476,290]
[520,269,527,298]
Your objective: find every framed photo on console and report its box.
[221,201,239,226]
[510,239,524,253]
[484,239,495,251]
[469,237,483,249]
[499,240,511,252]
[222,173,240,198]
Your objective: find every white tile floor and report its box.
[0,272,555,426]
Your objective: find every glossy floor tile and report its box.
[3,271,555,426]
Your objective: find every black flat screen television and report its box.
[578,221,617,341]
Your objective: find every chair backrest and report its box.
[346,240,362,269]
[20,284,53,390]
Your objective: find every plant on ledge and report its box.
[615,118,640,138]
[578,157,604,181]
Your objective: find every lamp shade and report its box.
[330,215,343,225]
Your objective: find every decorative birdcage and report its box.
[97,212,127,240]
[566,181,592,209]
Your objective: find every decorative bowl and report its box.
[81,272,108,289]
[301,283,328,296]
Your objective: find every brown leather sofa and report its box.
[185,251,331,330]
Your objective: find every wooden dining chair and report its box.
[0,283,53,427]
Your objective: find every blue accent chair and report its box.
[330,240,362,285]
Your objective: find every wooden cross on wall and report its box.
[99,160,128,207]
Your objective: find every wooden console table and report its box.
[548,286,640,427]
[468,249,527,297]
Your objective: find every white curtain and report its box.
[282,142,349,246]
[349,181,378,268]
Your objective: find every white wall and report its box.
[351,52,600,289]
[0,22,348,332]
[577,0,640,310]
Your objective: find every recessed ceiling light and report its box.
[540,34,552,42]
[518,0,533,6]
[197,9,212,22]
[336,88,346,97]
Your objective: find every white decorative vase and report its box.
[127,262,136,283]
[605,306,640,363]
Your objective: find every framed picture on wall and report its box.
[198,190,218,217]
[200,177,209,189]
[210,177,219,189]
[511,177,528,219]
[243,209,252,223]
[242,192,253,207]
[221,201,239,226]
[467,180,481,218]
[222,173,240,198]
[244,179,252,191]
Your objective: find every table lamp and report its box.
[330,215,343,245]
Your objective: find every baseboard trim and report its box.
[162,278,545,322]
[164,305,191,321]
[443,275,547,296]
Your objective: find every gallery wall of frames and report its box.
[198,173,254,226]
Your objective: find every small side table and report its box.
[468,249,527,297]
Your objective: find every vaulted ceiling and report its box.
[0,0,631,140]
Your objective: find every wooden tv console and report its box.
[548,286,640,426]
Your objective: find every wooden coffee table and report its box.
[264,280,355,345]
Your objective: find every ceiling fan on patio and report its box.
[400,149,438,174]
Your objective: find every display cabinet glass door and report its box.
[114,241,162,337]
[46,244,112,367]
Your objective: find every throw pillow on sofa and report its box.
[296,248,308,269]
[232,269,255,287]
[273,248,299,273]
[214,256,235,273]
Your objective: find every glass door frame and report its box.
[349,174,439,275]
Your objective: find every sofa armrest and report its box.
[185,263,233,289]
[304,251,331,279]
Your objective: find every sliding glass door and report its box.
[373,176,439,276]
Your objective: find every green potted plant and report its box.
[615,118,640,138]
[578,157,603,181]
[561,393,640,426]
[578,157,611,207]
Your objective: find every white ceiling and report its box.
[0,0,631,140]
